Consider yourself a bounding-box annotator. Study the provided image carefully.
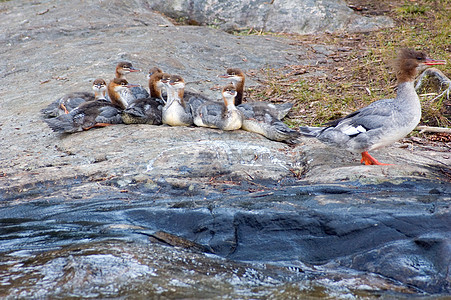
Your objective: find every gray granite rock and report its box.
[148,0,394,34]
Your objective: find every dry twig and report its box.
[415,126,451,134]
[415,68,451,101]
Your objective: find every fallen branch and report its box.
[415,68,451,100]
[415,125,451,134]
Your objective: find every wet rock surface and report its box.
[0,238,418,298]
[1,0,450,297]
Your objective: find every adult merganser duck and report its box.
[114,61,149,103]
[298,48,446,165]
[41,79,107,118]
[219,68,297,142]
[162,75,194,126]
[193,84,243,131]
[121,69,164,125]
[44,78,129,133]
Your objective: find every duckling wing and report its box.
[240,102,293,119]
[122,97,162,125]
[194,102,224,128]
[41,92,94,118]
[44,107,86,133]
[186,92,211,115]
[95,105,123,124]
[45,114,77,133]
[130,86,150,101]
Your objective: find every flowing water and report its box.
[1,180,450,299]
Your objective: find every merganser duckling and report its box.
[158,72,171,102]
[44,78,129,133]
[193,84,243,131]
[147,67,166,103]
[41,79,107,118]
[218,68,246,106]
[162,75,194,126]
[114,61,149,103]
[219,68,297,142]
[91,78,108,100]
[219,68,293,119]
[298,48,446,165]
[115,61,140,79]
[238,103,301,143]
[107,77,138,109]
[146,67,162,81]
[121,70,164,125]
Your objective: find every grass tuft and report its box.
[396,3,428,15]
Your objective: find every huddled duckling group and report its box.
[42,49,446,165]
[42,64,300,144]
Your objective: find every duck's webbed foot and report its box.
[360,151,392,165]
[82,123,113,131]
[60,104,69,114]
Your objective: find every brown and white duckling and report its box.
[41,79,107,118]
[113,61,149,103]
[44,78,129,133]
[193,84,243,131]
[107,77,136,110]
[92,78,108,100]
[219,68,297,142]
[238,103,300,143]
[115,61,140,79]
[147,67,166,104]
[219,68,293,119]
[162,75,194,126]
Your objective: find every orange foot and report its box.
[93,123,113,127]
[60,103,69,114]
[83,123,113,131]
[360,151,392,165]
